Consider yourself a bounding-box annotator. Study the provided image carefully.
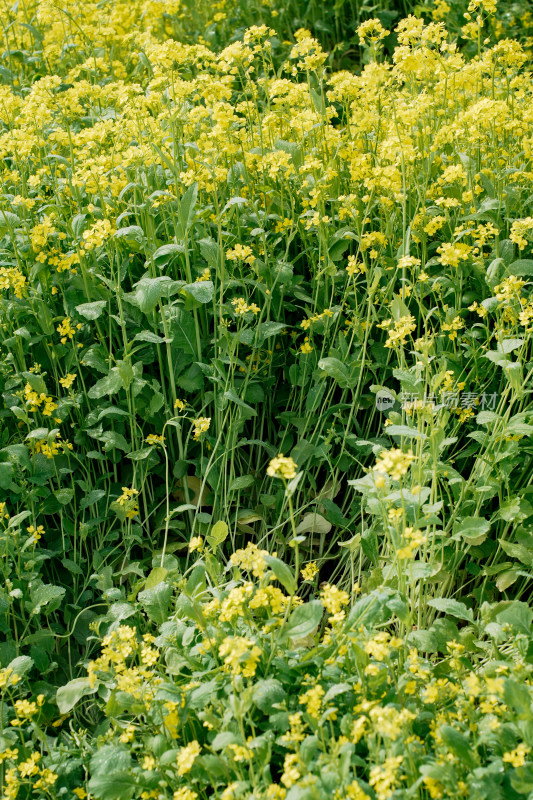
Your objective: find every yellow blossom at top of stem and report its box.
[301,561,318,581]
[373,448,415,481]
[176,740,201,775]
[267,454,298,480]
[192,417,211,440]
[357,18,388,45]
[59,373,76,389]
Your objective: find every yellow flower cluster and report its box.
[267,454,298,480]
[373,448,415,481]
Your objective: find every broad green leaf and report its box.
[133,331,170,344]
[208,520,229,546]
[223,389,256,416]
[253,679,286,712]
[453,516,490,545]
[8,655,33,678]
[170,308,197,355]
[56,677,97,714]
[198,237,219,269]
[495,601,533,634]
[182,280,214,303]
[284,600,324,639]
[88,369,123,399]
[29,584,66,614]
[0,461,13,489]
[88,771,136,800]
[138,582,172,624]
[177,182,198,237]
[509,259,533,275]
[98,431,130,453]
[440,726,475,767]
[294,513,331,535]
[145,567,168,590]
[76,300,106,320]
[318,357,350,386]
[54,487,74,505]
[132,277,182,313]
[428,598,474,622]
[228,475,255,492]
[386,424,428,440]
[114,225,145,245]
[264,555,297,595]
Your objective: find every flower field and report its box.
[1,0,533,797]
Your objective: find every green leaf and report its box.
[132,277,182,313]
[89,772,136,800]
[207,520,229,546]
[8,655,33,678]
[318,357,350,387]
[223,389,256,416]
[170,308,197,356]
[0,461,13,489]
[504,679,532,717]
[509,259,533,275]
[56,677,97,714]
[427,598,474,622]
[253,679,286,712]
[29,584,66,614]
[152,243,185,270]
[228,475,255,492]
[76,300,106,320]
[440,726,475,767]
[133,331,170,344]
[495,601,532,634]
[199,237,220,269]
[145,567,168,590]
[498,338,523,354]
[264,555,297,595]
[138,582,172,624]
[182,280,214,303]
[177,182,198,237]
[54,487,74,505]
[88,369,123,399]
[385,424,428,440]
[284,600,323,639]
[114,225,145,246]
[98,431,130,453]
[0,210,21,230]
[453,516,490,545]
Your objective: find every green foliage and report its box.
[1,0,533,796]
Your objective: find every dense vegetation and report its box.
[1,0,533,798]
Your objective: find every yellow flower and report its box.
[373,448,415,481]
[188,536,204,552]
[192,417,211,440]
[267,454,298,480]
[219,636,261,677]
[27,524,45,542]
[59,373,76,389]
[301,562,318,581]
[57,317,77,344]
[145,434,164,446]
[173,789,198,800]
[226,244,255,264]
[503,743,530,768]
[299,684,324,719]
[357,18,388,44]
[176,740,201,775]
